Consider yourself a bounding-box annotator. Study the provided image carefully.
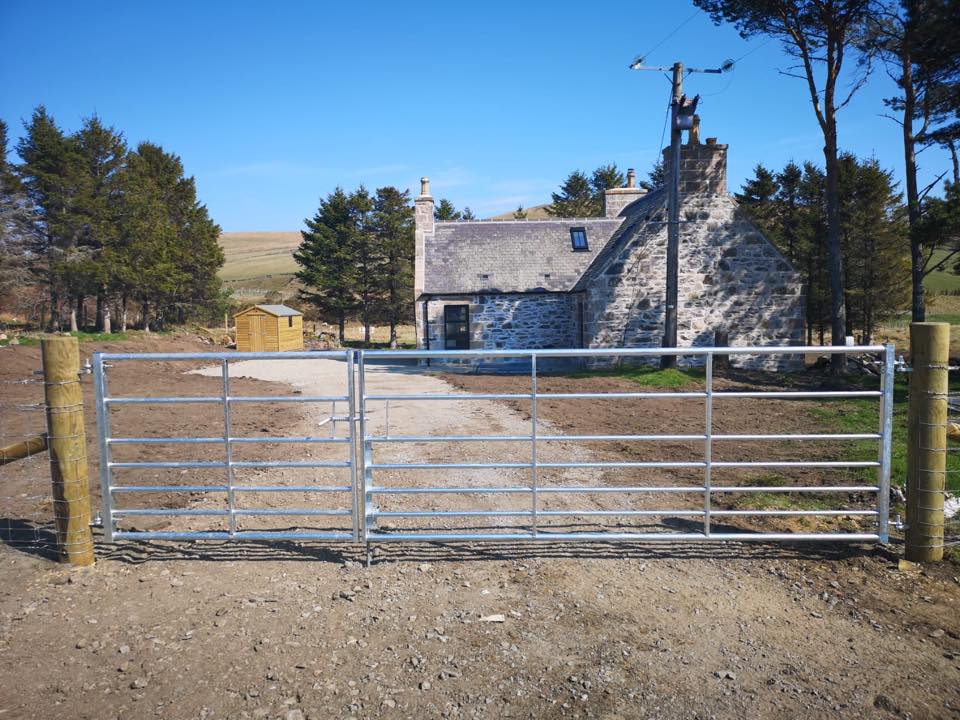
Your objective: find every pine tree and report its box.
[696,0,875,371]
[837,154,909,342]
[591,164,624,195]
[0,120,34,301]
[294,188,359,342]
[547,170,594,217]
[434,198,461,221]
[16,106,85,329]
[350,186,379,344]
[74,115,127,330]
[460,207,476,221]
[513,205,528,220]
[737,156,910,345]
[736,164,780,232]
[640,161,666,191]
[372,186,414,348]
[114,143,223,329]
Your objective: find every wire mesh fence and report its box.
[944,379,960,553]
[0,374,55,551]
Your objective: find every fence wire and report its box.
[941,375,960,551]
[0,375,55,550]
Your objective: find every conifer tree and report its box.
[696,0,875,371]
[372,186,414,348]
[350,186,379,344]
[434,198,461,221]
[736,164,780,231]
[640,161,666,191]
[16,106,85,329]
[0,120,33,301]
[591,164,625,196]
[547,170,594,217]
[74,115,127,330]
[295,188,359,342]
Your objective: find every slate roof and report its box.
[237,304,302,317]
[422,217,624,294]
[573,188,668,292]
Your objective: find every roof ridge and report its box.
[437,217,624,225]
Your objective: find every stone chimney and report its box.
[602,167,647,217]
[662,124,728,195]
[414,177,434,298]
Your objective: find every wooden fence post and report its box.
[41,336,95,566]
[905,322,948,562]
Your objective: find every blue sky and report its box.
[0,1,952,232]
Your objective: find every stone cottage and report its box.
[413,129,804,367]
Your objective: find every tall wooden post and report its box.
[905,322,948,562]
[41,336,95,566]
[661,61,683,370]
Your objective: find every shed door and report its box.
[248,314,265,351]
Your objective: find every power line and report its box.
[695,38,775,100]
[733,37,774,64]
[640,9,702,64]
[657,85,672,157]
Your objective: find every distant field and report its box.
[488,204,553,220]
[923,249,960,294]
[219,231,301,282]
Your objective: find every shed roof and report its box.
[422,218,624,294]
[235,304,302,317]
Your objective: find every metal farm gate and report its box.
[93,344,895,549]
[94,350,360,542]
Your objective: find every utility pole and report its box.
[663,61,684,369]
[629,57,732,368]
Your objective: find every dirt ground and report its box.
[1,339,958,719]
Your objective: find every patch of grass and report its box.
[71,331,130,342]
[734,491,836,511]
[807,374,960,494]
[0,335,40,347]
[571,365,704,388]
[342,340,417,350]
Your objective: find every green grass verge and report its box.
[570,365,704,388]
[0,336,40,347]
[70,331,131,342]
[807,375,960,494]
[922,248,960,294]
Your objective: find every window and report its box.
[570,227,588,251]
[288,316,294,328]
[443,305,470,350]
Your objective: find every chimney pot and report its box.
[706,137,717,146]
[626,168,636,188]
[420,177,431,196]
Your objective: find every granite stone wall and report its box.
[582,194,804,369]
[422,293,580,352]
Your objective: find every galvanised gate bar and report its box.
[94,344,896,548]
[94,350,359,542]
[359,345,895,544]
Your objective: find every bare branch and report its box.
[919,171,949,202]
[923,247,960,276]
[838,68,872,110]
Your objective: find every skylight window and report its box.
[570,227,588,251]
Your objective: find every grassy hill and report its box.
[219,231,300,281]
[923,248,960,294]
[488,204,553,220]
[219,231,301,302]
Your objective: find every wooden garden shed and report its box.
[234,304,304,352]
